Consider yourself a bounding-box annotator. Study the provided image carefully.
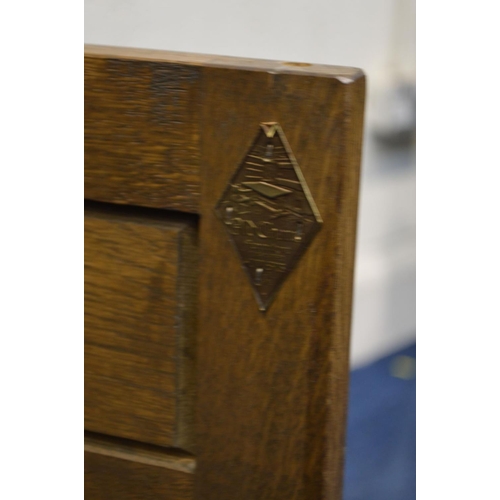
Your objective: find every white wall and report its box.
[85,0,400,69]
[85,0,416,368]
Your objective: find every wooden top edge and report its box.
[84,44,364,84]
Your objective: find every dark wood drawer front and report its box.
[84,205,197,450]
[84,55,202,213]
[85,435,194,500]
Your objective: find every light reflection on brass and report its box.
[215,122,322,311]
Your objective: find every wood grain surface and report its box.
[84,204,197,451]
[85,55,201,212]
[85,433,194,500]
[84,45,362,215]
[195,67,365,500]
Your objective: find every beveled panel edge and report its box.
[84,433,196,474]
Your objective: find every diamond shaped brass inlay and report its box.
[215,122,322,311]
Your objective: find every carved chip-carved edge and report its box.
[215,122,322,311]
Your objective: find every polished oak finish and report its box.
[84,44,365,500]
[85,56,201,213]
[84,204,197,451]
[197,64,364,500]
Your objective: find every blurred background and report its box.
[85,1,415,498]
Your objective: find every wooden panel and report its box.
[85,44,362,214]
[84,44,364,500]
[84,204,197,451]
[85,55,201,213]
[85,434,194,500]
[195,67,365,500]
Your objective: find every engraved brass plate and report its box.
[215,122,322,311]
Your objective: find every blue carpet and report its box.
[343,343,416,500]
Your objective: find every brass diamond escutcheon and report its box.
[215,122,322,311]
